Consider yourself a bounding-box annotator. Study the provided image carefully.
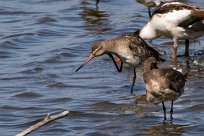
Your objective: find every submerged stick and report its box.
[16,110,69,136]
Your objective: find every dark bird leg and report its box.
[170,101,174,119]
[162,101,166,120]
[130,68,136,94]
[184,39,189,56]
[96,0,100,5]
[172,39,178,67]
[108,54,123,72]
[148,7,152,19]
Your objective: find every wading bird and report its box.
[139,2,204,66]
[143,57,187,119]
[76,32,165,94]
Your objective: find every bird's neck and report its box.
[102,40,119,54]
[143,64,152,74]
[139,22,158,40]
[102,40,125,61]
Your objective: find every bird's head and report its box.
[91,42,105,57]
[75,42,106,72]
[144,57,158,72]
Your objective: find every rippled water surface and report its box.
[0,0,204,135]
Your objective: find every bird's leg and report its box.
[162,101,166,120]
[148,7,152,18]
[170,101,174,119]
[96,0,100,5]
[184,39,189,57]
[108,54,123,72]
[172,39,178,67]
[130,68,136,94]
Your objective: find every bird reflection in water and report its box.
[79,0,112,35]
[147,122,185,136]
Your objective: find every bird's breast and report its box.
[151,9,192,38]
[116,51,140,67]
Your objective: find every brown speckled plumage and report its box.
[126,32,164,62]
[91,32,165,67]
[143,57,187,119]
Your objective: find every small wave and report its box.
[36,29,66,37]
[0,40,20,49]
[183,104,204,112]
[0,10,37,15]
[0,51,11,58]
[47,82,69,88]
[14,92,43,98]
[36,16,58,24]
[43,97,73,103]
[20,67,44,74]
[0,105,43,111]
[4,33,35,39]
[68,111,114,118]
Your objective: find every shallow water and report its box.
[0,0,204,135]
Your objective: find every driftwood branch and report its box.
[16,110,69,136]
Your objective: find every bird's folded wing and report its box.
[188,20,204,31]
[192,10,204,19]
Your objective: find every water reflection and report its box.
[79,0,112,35]
[183,50,204,73]
[147,122,185,136]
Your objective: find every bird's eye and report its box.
[92,47,101,54]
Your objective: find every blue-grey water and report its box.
[0,0,204,135]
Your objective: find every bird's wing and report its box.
[152,2,204,31]
[184,10,204,31]
[192,10,204,19]
[187,20,204,31]
[178,9,204,29]
[152,2,198,16]
[155,68,186,93]
[127,34,165,62]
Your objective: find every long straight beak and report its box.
[75,54,94,72]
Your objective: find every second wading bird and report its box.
[75,32,165,94]
[139,2,204,67]
[143,57,187,119]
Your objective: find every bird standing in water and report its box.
[143,57,187,119]
[139,2,204,67]
[76,32,165,94]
